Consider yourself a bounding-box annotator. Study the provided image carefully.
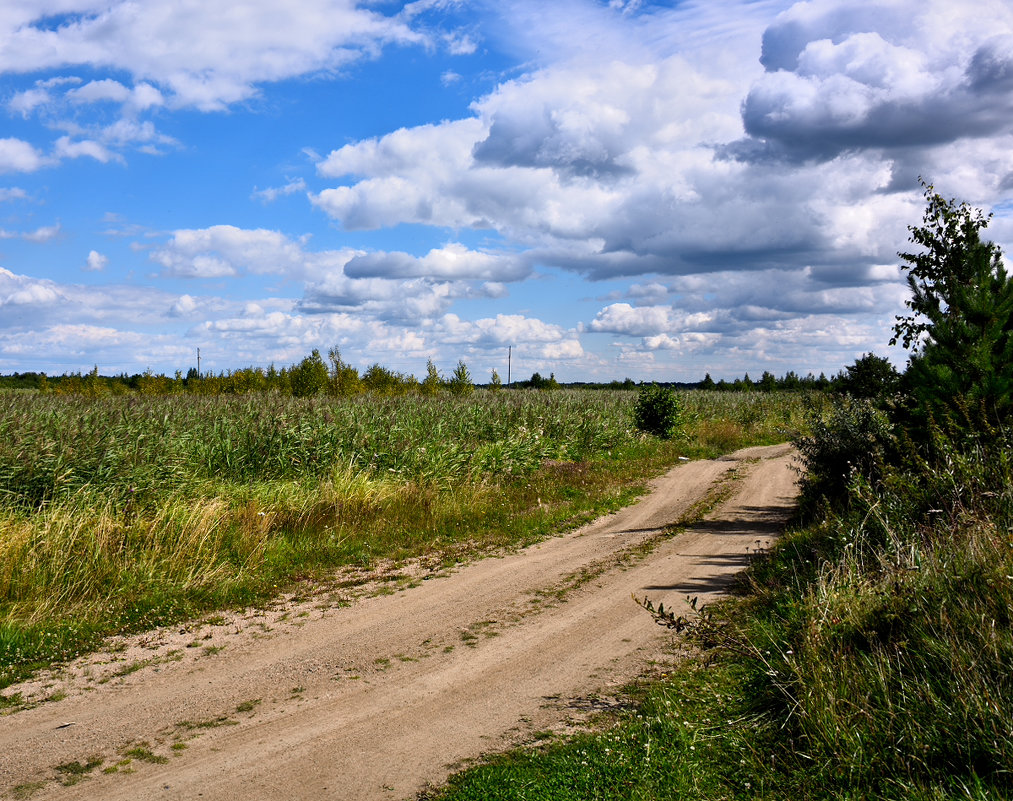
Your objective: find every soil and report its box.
[0,443,798,801]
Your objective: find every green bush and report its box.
[793,394,896,514]
[289,349,329,397]
[834,352,900,402]
[632,384,682,439]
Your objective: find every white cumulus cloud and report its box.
[85,250,108,272]
[151,225,316,278]
[0,138,45,173]
[345,243,530,282]
[0,0,426,111]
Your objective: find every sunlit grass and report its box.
[0,389,807,689]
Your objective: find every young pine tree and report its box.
[448,360,474,395]
[421,359,443,395]
[892,183,1013,429]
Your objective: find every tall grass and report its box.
[738,423,1013,798]
[0,389,809,690]
[0,391,644,508]
[682,389,810,454]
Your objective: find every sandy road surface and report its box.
[1,444,797,801]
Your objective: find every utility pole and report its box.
[197,347,201,378]
[507,345,512,387]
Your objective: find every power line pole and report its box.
[197,347,201,378]
[507,345,512,387]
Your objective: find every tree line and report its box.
[0,351,481,398]
[0,357,889,397]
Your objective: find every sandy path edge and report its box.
[0,444,798,801]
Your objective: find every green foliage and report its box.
[289,350,329,397]
[632,384,683,439]
[796,371,901,515]
[447,360,474,395]
[327,348,362,397]
[421,359,443,396]
[794,394,896,514]
[0,392,636,510]
[0,372,47,391]
[834,352,900,401]
[893,183,1007,349]
[5,361,832,398]
[362,363,416,396]
[735,423,1013,798]
[519,372,560,390]
[893,182,1013,430]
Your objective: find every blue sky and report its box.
[1,0,1012,382]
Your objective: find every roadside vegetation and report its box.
[428,184,1013,800]
[0,385,809,691]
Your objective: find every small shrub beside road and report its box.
[632,384,683,439]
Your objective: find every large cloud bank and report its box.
[0,0,1011,378]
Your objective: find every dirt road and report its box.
[0,444,797,801]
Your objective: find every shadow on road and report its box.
[639,500,795,596]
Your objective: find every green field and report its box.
[7,383,1005,799]
[0,388,811,690]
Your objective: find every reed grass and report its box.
[0,389,808,689]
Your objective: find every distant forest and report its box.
[0,347,894,398]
